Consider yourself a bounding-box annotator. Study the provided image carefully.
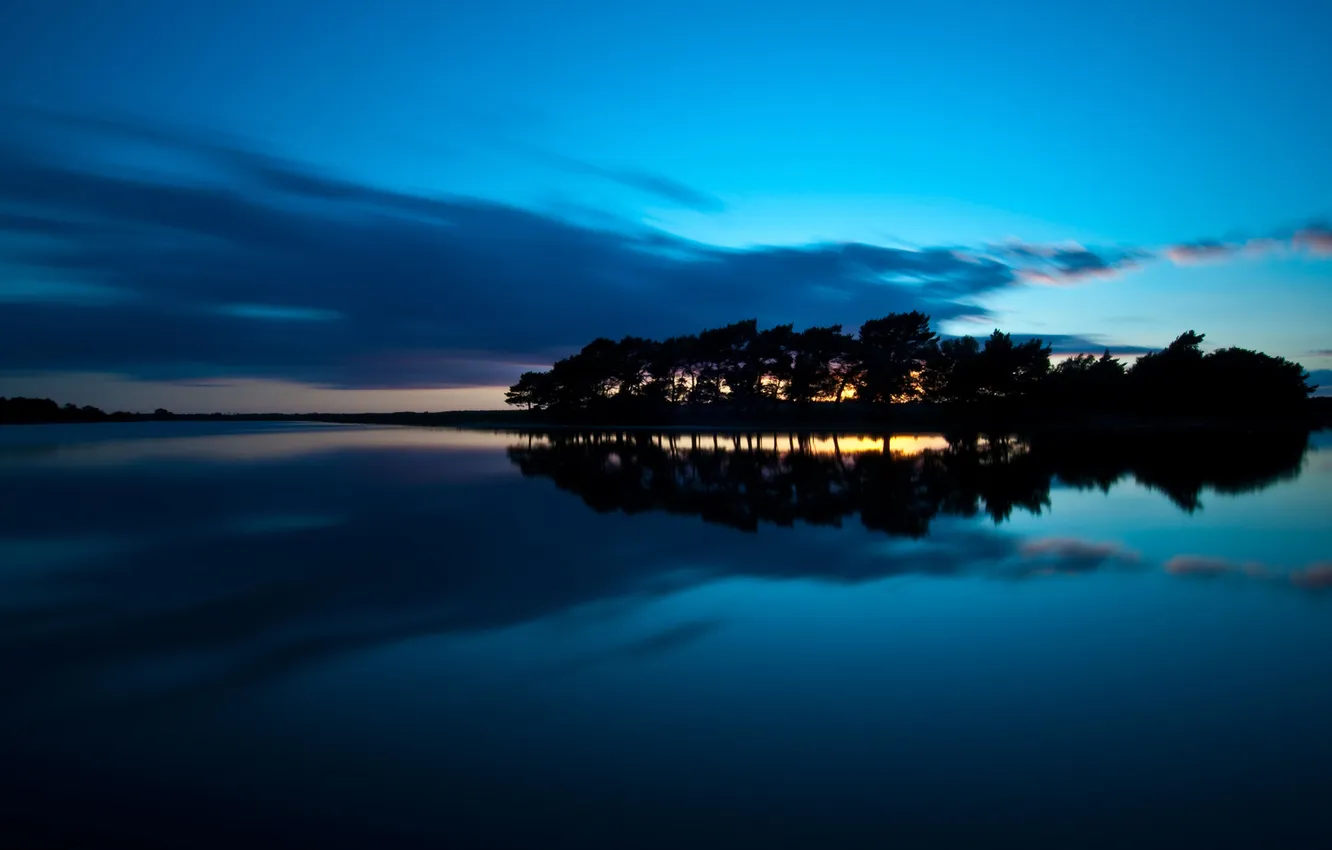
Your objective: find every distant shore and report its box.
[4,399,1330,431]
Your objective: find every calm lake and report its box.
[2,422,1331,848]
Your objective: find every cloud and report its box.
[1308,370,1331,395]
[546,154,727,212]
[216,304,343,322]
[1015,334,1155,357]
[478,133,727,212]
[1,108,1329,394]
[996,222,1332,283]
[991,241,1149,285]
[1161,224,1332,265]
[0,110,1030,390]
[1293,225,1332,256]
[619,618,724,658]
[1164,240,1241,265]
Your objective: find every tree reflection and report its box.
[509,429,1310,534]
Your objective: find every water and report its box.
[2,422,1331,848]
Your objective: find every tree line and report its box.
[0,399,538,426]
[0,397,177,425]
[506,313,1316,417]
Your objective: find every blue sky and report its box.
[1,0,1330,411]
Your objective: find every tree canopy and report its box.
[505,316,1317,417]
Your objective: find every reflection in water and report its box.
[0,422,534,467]
[1,423,1330,849]
[1164,554,1332,589]
[0,424,1317,716]
[617,432,955,456]
[508,429,1310,534]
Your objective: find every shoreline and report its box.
[3,409,1328,432]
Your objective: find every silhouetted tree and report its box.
[1044,350,1127,409]
[855,311,938,402]
[0,397,113,424]
[505,371,555,410]
[976,331,1052,399]
[923,335,983,402]
[787,325,853,403]
[1126,330,1314,414]
[1127,330,1207,412]
[709,320,764,404]
[1199,347,1314,410]
[502,317,1314,422]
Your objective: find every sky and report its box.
[1,0,1330,412]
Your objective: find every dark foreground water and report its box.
[2,423,1331,849]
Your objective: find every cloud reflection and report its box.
[1164,555,1332,593]
[0,424,1321,721]
[1014,538,1141,576]
[1164,555,1268,578]
[0,422,538,468]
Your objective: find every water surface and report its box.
[2,422,1331,848]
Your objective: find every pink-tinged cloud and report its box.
[993,239,1089,259]
[1293,225,1332,256]
[991,239,1153,286]
[989,221,1331,288]
[1163,241,1240,265]
[1017,262,1140,286]
[1161,237,1285,265]
[1291,562,1332,590]
[1163,226,1332,266]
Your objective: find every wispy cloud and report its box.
[992,241,1150,285]
[1163,240,1243,265]
[485,141,727,213]
[990,222,1332,284]
[1159,224,1332,265]
[216,304,343,322]
[1013,334,1155,357]
[547,154,727,213]
[0,109,1010,389]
